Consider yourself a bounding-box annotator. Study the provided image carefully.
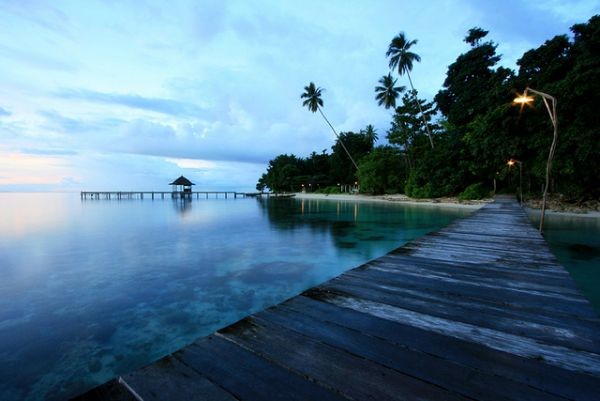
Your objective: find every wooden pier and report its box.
[73,196,600,401]
[80,191,246,200]
[80,191,295,200]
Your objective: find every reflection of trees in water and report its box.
[255,198,469,257]
[255,198,369,251]
[172,198,192,216]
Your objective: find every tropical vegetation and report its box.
[257,16,599,202]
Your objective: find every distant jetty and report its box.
[80,191,295,200]
[80,175,295,200]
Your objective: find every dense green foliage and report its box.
[357,146,406,194]
[459,182,491,200]
[258,16,599,200]
[255,130,374,192]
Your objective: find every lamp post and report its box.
[507,159,522,205]
[513,87,558,234]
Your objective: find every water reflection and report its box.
[172,197,192,216]
[0,193,71,238]
[527,211,600,314]
[255,197,470,258]
[0,194,470,401]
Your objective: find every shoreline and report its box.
[293,193,486,210]
[293,193,600,218]
[524,207,600,219]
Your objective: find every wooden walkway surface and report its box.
[73,196,600,401]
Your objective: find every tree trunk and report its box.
[406,71,434,149]
[317,107,359,169]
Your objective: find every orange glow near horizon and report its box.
[0,151,76,185]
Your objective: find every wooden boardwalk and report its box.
[80,191,246,200]
[73,196,600,401]
[80,191,294,200]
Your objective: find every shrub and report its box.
[314,185,342,194]
[458,182,490,200]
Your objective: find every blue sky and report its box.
[1,0,598,192]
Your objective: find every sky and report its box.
[0,0,598,192]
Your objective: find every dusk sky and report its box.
[1,0,598,192]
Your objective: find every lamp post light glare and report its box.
[513,94,534,104]
[507,159,523,205]
[513,87,558,234]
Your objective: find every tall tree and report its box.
[363,124,378,146]
[464,27,489,47]
[357,146,406,195]
[435,28,512,132]
[386,32,435,148]
[387,91,436,170]
[301,82,358,169]
[331,131,374,184]
[375,73,405,109]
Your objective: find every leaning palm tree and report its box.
[386,32,434,148]
[301,82,358,169]
[375,73,405,110]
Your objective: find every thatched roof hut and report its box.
[169,176,195,192]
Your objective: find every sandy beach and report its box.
[524,208,600,219]
[293,192,488,210]
[293,192,600,219]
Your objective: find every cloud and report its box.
[0,0,70,35]
[0,44,79,72]
[55,89,206,118]
[20,148,78,156]
[165,157,216,170]
[191,0,230,43]
[3,0,597,192]
[38,110,124,135]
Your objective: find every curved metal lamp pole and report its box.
[514,87,558,234]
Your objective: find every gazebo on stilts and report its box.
[169,176,195,198]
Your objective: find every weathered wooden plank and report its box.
[120,356,238,401]
[312,290,600,377]
[400,241,558,266]
[362,260,586,302]
[326,274,600,353]
[175,335,347,401]
[412,232,556,254]
[378,253,582,293]
[337,264,598,319]
[254,304,568,401]
[70,379,138,401]
[287,295,600,401]
[342,269,599,342]
[218,316,471,401]
[345,264,598,318]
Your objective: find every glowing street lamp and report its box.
[507,159,522,205]
[513,87,558,234]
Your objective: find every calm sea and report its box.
[528,212,600,314]
[0,192,470,401]
[0,193,597,401]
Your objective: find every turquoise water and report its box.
[0,193,471,401]
[528,212,600,315]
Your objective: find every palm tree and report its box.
[375,73,404,110]
[301,82,358,169]
[363,124,378,147]
[386,32,434,148]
